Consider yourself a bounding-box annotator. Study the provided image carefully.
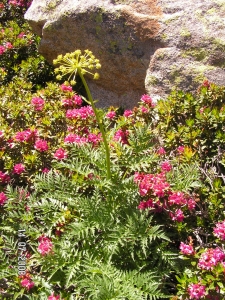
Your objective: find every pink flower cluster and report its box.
[114,129,129,145]
[8,0,31,7]
[161,161,172,172]
[0,192,7,205]
[123,110,133,118]
[140,94,154,107]
[0,171,10,184]
[135,172,196,222]
[14,129,37,142]
[134,172,170,197]
[198,247,225,270]
[61,95,82,107]
[213,220,225,240]
[60,84,73,92]
[188,283,206,299]
[37,235,53,256]
[13,163,25,174]
[106,111,116,119]
[66,106,94,119]
[31,97,45,111]
[64,132,101,147]
[179,242,195,255]
[157,147,166,155]
[48,293,60,300]
[20,278,35,290]
[34,139,48,152]
[54,148,67,160]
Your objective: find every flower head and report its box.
[0,192,7,206]
[188,283,206,299]
[48,293,60,300]
[180,242,195,255]
[34,139,48,152]
[54,148,67,160]
[21,278,35,290]
[213,220,225,240]
[37,235,53,256]
[54,49,101,85]
[31,97,45,111]
[13,163,25,175]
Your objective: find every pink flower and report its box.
[187,198,196,210]
[177,146,185,154]
[0,192,7,206]
[48,293,60,300]
[34,139,48,152]
[13,163,25,174]
[14,129,36,142]
[140,106,149,114]
[31,97,45,111]
[0,45,6,55]
[18,32,25,38]
[168,192,186,206]
[61,95,82,107]
[124,110,133,117]
[87,133,101,146]
[66,106,94,119]
[170,209,184,222]
[42,168,50,173]
[5,42,13,49]
[188,283,206,299]
[60,84,72,92]
[21,278,35,290]
[161,161,172,172]
[179,242,195,255]
[114,129,129,145]
[37,235,53,256]
[0,171,10,183]
[198,248,225,270]
[157,147,166,155]
[138,199,154,210]
[135,172,170,197]
[106,111,116,119]
[213,220,225,240]
[54,148,67,160]
[64,133,88,144]
[140,94,154,106]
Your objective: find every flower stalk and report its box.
[53,50,111,180]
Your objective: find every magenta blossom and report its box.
[140,94,154,106]
[123,110,133,117]
[0,45,5,55]
[157,147,166,155]
[60,83,72,92]
[161,161,172,172]
[114,129,129,145]
[31,97,45,111]
[0,192,7,206]
[106,111,116,119]
[34,139,48,152]
[20,278,35,290]
[0,171,10,183]
[179,242,195,255]
[37,235,53,256]
[188,283,206,299]
[169,209,184,222]
[48,293,60,300]
[13,163,25,174]
[213,220,225,240]
[54,148,67,160]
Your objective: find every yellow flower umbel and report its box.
[53,50,111,180]
[53,49,101,85]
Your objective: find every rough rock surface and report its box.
[25,0,225,108]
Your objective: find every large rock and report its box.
[25,0,225,108]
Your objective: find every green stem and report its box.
[78,70,111,180]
